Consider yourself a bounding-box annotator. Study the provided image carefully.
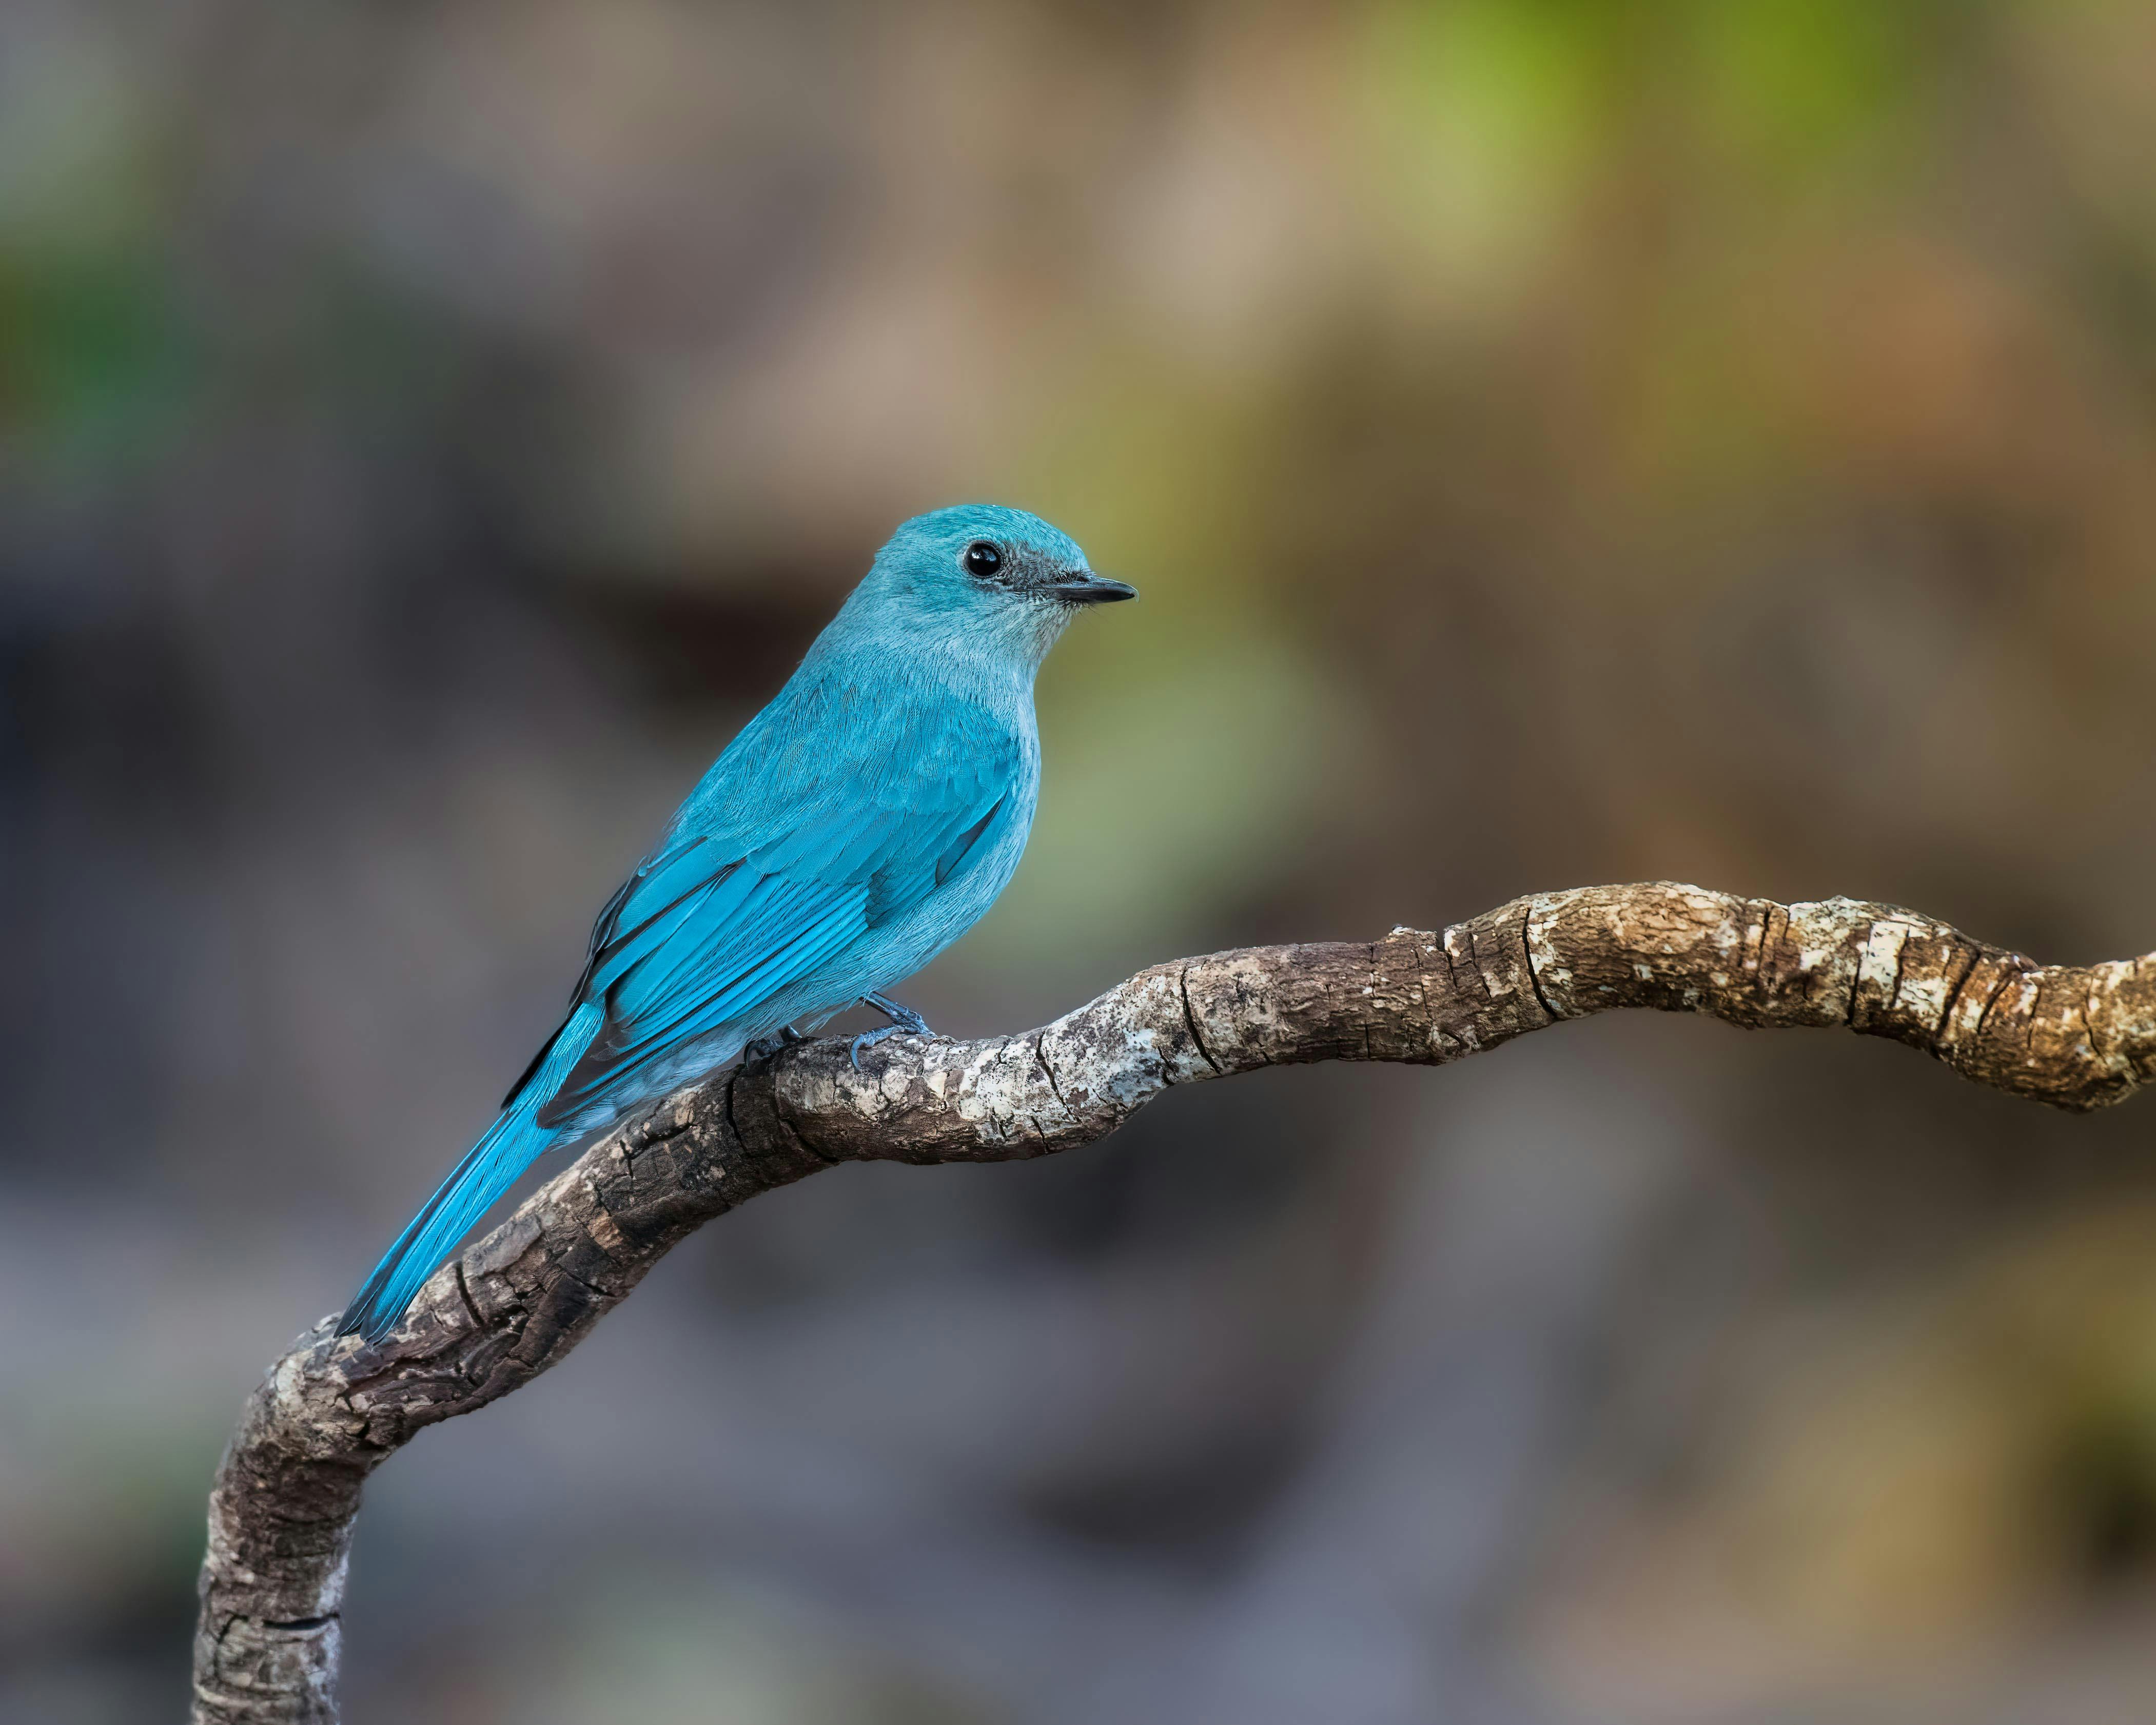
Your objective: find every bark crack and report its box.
[1521,918,1561,1026]
[1971,960,2021,1043]
[452,1260,485,1334]
[1934,942,1982,1042]
[1180,966,1225,1075]
[1034,1033,1073,1111]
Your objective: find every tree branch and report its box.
[191,881,2156,1723]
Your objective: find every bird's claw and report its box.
[849,1025,901,1071]
[849,993,936,1071]
[742,1025,805,1064]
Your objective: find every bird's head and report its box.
[842,504,1134,671]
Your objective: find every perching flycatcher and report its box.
[340,505,1133,1342]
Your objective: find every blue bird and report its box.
[339,505,1133,1342]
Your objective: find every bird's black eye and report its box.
[963,541,1003,578]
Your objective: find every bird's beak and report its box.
[1051,571,1138,605]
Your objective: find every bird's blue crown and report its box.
[880,503,1088,571]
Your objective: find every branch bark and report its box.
[191,881,2156,1723]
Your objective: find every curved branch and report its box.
[191,881,2156,1723]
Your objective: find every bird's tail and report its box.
[338,1003,603,1343]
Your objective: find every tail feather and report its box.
[337,1108,548,1340]
[338,1002,604,1343]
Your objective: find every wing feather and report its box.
[524,706,1020,1130]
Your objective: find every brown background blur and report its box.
[9,3,2156,1721]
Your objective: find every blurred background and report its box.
[9,1,2156,1720]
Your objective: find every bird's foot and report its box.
[862,991,934,1035]
[850,992,935,1071]
[742,1025,806,1064]
[848,1024,901,1069]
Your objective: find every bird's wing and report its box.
[496,837,720,1109]
[523,716,1021,1128]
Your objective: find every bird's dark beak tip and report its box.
[1062,574,1138,605]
